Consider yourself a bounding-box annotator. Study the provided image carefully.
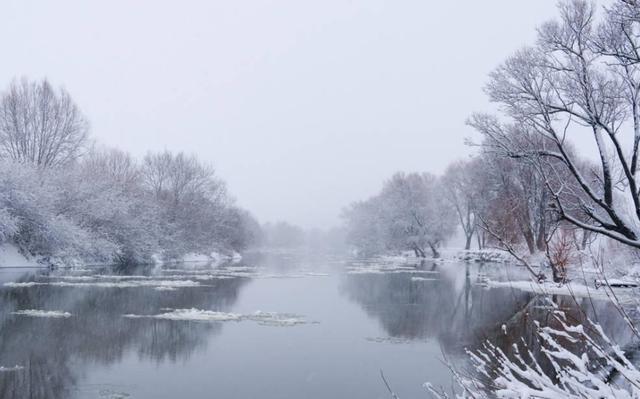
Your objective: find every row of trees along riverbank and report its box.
[0,78,261,267]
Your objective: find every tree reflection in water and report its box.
[341,261,637,388]
[0,265,249,399]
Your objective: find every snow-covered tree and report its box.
[442,159,482,250]
[0,79,88,168]
[471,0,640,250]
[343,172,456,258]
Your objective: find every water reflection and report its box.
[341,261,637,373]
[0,256,637,398]
[0,264,249,399]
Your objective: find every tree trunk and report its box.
[522,227,535,255]
[581,230,591,250]
[535,191,548,252]
[464,234,473,250]
[535,227,546,252]
[428,242,440,258]
[551,263,566,284]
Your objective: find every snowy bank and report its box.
[0,244,41,268]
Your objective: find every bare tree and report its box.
[0,78,89,168]
[442,159,481,250]
[82,146,141,190]
[142,150,225,211]
[343,172,456,258]
[470,0,640,249]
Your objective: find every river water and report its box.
[0,253,634,399]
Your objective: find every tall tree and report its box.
[0,79,89,168]
[471,0,640,249]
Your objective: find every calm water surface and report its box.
[0,253,633,399]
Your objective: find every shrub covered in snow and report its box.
[427,314,640,399]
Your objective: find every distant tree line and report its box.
[342,131,595,266]
[0,78,261,266]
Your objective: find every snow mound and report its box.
[0,244,40,268]
[484,279,635,300]
[11,309,71,318]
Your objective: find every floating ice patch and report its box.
[248,311,307,326]
[366,336,414,344]
[11,309,71,318]
[154,286,177,291]
[42,275,97,281]
[0,366,24,372]
[5,279,203,289]
[303,272,330,277]
[98,389,131,399]
[124,308,243,322]
[124,308,309,326]
[410,276,438,282]
[4,282,41,287]
[347,263,439,275]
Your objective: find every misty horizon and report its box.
[0,1,561,229]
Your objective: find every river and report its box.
[0,253,633,399]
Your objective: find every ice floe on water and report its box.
[124,308,310,326]
[11,309,72,318]
[365,336,415,344]
[250,311,309,326]
[5,279,203,289]
[0,365,25,372]
[410,276,439,282]
[98,389,131,399]
[4,282,41,287]
[346,263,440,275]
[3,263,332,291]
[125,309,243,322]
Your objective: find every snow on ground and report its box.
[484,279,637,301]
[11,309,72,318]
[124,308,310,326]
[0,244,41,268]
[178,251,243,266]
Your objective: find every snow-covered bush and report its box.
[427,315,640,399]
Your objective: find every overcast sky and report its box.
[0,1,561,229]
